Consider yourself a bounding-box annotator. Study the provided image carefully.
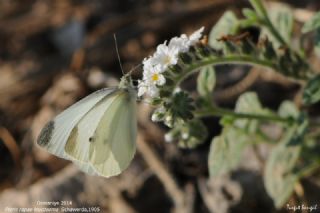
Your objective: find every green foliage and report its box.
[264,142,300,208]
[278,101,299,120]
[233,92,269,131]
[302,11,320,33]
[209,92,270,176]
[303,75,320,105]
[165,119,208,148]
[242,8,258,22]
[208,127,249,177]
[150,0,320,209]
[208,11,238,49]
[302,12,320,57]
[265,102,308,208]
[248,0,268,19]
[197,66,216,98]
[260,3,293,47]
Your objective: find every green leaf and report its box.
[302,11,320,33]
[264,113,308,208]
[208,11,238,49]
[234,92,271,132]
[278,100,299,121]
[209,92,271,177]
[249,0,268,18]
[235,92,262,113]
[303,75,320,105]
[197,66,216,97]
[260,3,293,47]
[264,142,300,208]
[208,127,249,177]
[242,8,258,21]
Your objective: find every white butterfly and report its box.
[37,75,137,178]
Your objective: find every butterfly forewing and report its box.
[64,91,120,163]
[37,88,116,159]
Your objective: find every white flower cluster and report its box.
[138,27,205,97]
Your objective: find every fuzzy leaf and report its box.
[302,12,320,57]
[249,0,267,18]
[265,105,308,208]
[197,66,216,97]
[302,11,320,33]
[208,127,249,177]
[209,11,238,49]
[264,141,300,208]
[260,3,293,47]
[303,75,320,105]
[242,8,258,21]
[209,92,270,177]
[278,100,299,119]
[234,92,271,132]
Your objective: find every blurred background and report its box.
[0,0,320,212]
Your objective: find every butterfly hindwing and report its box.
[73,160,98,176]
[89,89,137,177]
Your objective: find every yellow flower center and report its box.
[152,73,159,82]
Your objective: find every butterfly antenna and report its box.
[128,63,142,75]
[113,34,125,76]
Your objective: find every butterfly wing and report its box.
[37,88,116,160]
[73,161,98,175]
[88,89,137,177]
[64,91,120,163]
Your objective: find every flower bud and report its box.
[164,132,174,143]
[151,106,166,122]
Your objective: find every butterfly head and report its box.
[119,74,135,90]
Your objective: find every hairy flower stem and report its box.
[174,55,281,87]
[249,0,312,67]
[195,105,294,124]
[173,54,308,92]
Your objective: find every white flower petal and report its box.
[148,84,160,97]
[169,36,189,53]
[137,81,147,97]
[189,26,204,45]
[157,74,166,86]
[139,26,206,99]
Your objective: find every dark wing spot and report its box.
[89,137,94,142]
[37,121,54,147]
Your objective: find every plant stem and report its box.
[249,0,288,46]
[195,105,293,124]
[296,160,320,179]
[175,55,279,86]
[249,0,316,75]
